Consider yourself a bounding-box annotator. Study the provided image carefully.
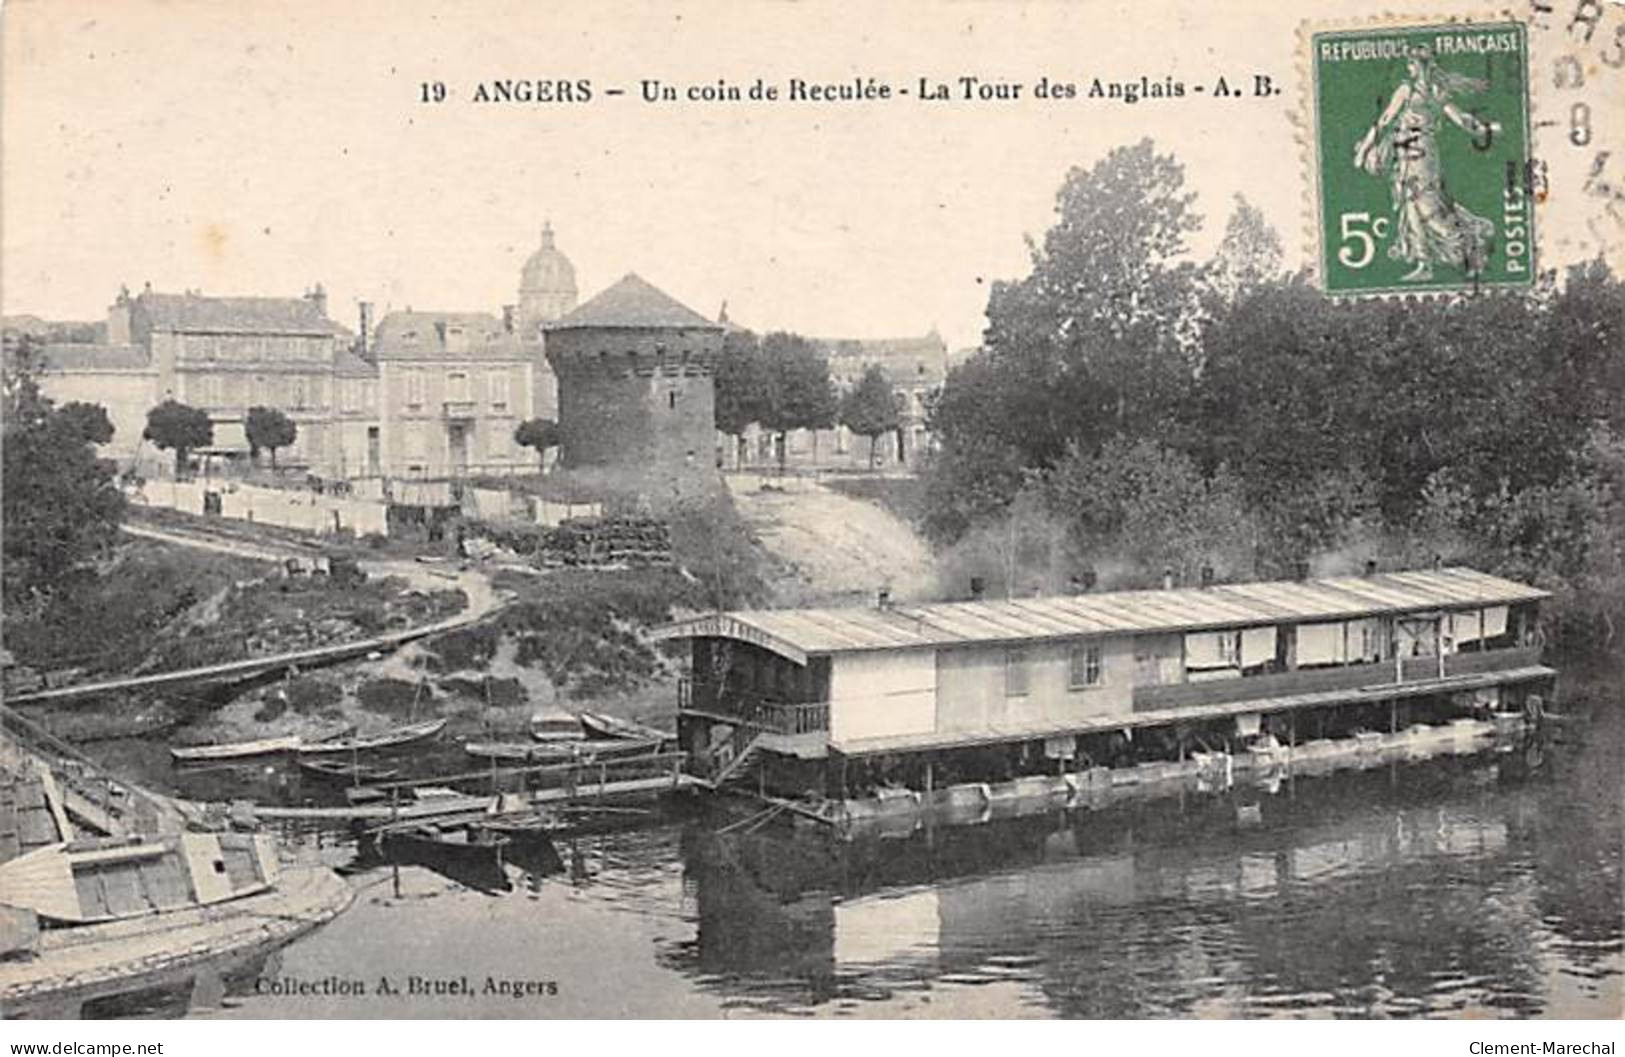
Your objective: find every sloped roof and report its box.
[38,342,152,371]
[334,347,379,377]
[817,333,949,386]
[547,274,721,331]
[371,311,526,361]
[653,567,1548,663]
[137,292,341,336]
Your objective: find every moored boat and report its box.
[576,710,668,742]
[529,711,586,743]
[299,758,401,782]
[171,735,303,763]
[295,718,447,756]
[0,832,279,924]
[462,737,660,763]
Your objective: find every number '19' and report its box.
[420,81,447,103]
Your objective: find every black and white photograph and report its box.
[0,0,1620,1036]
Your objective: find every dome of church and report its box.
[520,222,577,298]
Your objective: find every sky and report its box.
[3,0,1618,353]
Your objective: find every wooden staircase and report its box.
[708,730,763,788]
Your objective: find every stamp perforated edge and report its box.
[1293,8,1544,300]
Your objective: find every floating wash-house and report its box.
[654,566,1555,814]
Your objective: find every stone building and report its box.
[34,284,357,474]
[543,274,722,471]
[371,310,536,479]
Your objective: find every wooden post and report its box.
[1390,699,1397,735]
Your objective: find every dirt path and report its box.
[727,475,938,606]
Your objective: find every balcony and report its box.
[1132,645,1544,713]
[442,400,478,420]
[679,679,829,756]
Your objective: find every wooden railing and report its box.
[678,680,829,734]
[1133,644,1543,713]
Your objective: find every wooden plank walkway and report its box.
[234,772,700,823]
[4,604,492,708]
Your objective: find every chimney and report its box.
[358,301,373,361]
[502,304,517,334]
[876,588,891,609]
[307,282,328,318]
[1161,567,1174,591]
[1364,558,1378,577]
[969,577,985,600]
[1200,565,1215,589]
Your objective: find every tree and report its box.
[713,327,766,466]
[757,332,836,470]
[1209,193,1284,302]
[54,402,115,446]
[143,400,213,478]
[839,364,902,468]
[244,405,297,468]
[3,339,126,610]
[513,417,561,470]
[921,140,1207,542]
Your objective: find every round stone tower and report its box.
[543,273,722,471]
[517,221,577,339]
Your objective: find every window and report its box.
[489,369,509,411]
[1004,648,1029,697]
[290,377,307,409]
[404,369,425,409]
[1069,643,1103,689]
[448,371,469,403]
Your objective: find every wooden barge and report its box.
[654,566,1555,817]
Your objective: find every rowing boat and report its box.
[529,711,586,743]
[462,737,660,763]
[171,735,302,762]
[575,710,668,742]
[295,718,447,756]
[298,758,401,782]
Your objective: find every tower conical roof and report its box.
[547,273,721,330]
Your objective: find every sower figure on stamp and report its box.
[1353,46,1501,281]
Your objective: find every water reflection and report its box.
[663,680,1621,1017]
[13,662,1619,1019]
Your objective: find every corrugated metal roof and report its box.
[654,567,1548,659]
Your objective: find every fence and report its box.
[129,480,389,538]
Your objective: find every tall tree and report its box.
[839,364,902,468]
[244,405,298,468]
[143,400,213,479]
[1209,193,1284,303]
[922,139,1206,541]
[513,417,561,470]
[713,327,765,467]
[3,340,126,610]
[757,332,835,471]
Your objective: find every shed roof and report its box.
[547,273,720,331]
[652,567,1548,664]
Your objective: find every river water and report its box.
[19,655,1623,1020]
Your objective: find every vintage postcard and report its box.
[1,0,1621,1032]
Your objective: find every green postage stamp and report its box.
[1310,20,1533,296]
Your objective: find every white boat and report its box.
[0,832,279,924]
[295,718,447,756]
[170,735,302,762]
